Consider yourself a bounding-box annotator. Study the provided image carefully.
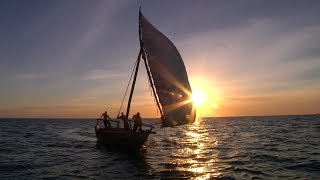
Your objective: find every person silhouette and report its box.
[118,112,129,130]
[100,111,111,128]
[132,112,142,132]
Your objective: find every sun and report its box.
[189,76,223,117]
[191,89,206,106]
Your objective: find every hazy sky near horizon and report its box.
[1,0,320,118]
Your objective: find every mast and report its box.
[139,9,165,121]
[125,50,142,120]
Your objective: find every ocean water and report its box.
[0,115,319,179]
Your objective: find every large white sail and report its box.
[139,12,196,126]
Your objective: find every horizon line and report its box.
[0,113,319,119]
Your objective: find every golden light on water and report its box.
[190,166,205,173]
[185,131,202,138]
[170,123,221,179]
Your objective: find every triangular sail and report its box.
[139,12,196,126]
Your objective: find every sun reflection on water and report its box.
[165,120,222,179]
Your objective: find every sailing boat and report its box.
[95,10,196,151]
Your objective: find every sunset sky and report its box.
[1,0,320,118]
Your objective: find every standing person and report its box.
[132,112,142,132]
[100,111,111,128]
[117,112,129,130]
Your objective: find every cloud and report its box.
[82,69,125,80]
[16,73,47,80]
[179,18,320,96]
[225,96,277,102]
[225,98,240,101]
[14,1,133,74]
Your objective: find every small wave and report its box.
[23,132,35,138]
[59,128,96,142]
[168,152,197,159]
[253,154,295,163]
[229,160,250,165]
[0,147,13,153]
[211,174,236,180]
[158,170,198,179]
[59,174,91,179]
[285,161,320,172]
[229,166,269,176]
[0,164,28,172]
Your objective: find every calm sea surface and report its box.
[0,115,319,179]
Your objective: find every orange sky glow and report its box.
[1,1,320,118]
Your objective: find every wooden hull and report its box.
[95,127,152,151]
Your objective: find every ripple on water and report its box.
[0,116,319,179]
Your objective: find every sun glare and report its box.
[192,89,206,106]
[189,77,224,117]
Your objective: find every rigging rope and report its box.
[146,64,160,117]
[117,58,139,117]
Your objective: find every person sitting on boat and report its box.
[117,112,129,130]
[100,111,111,128]
[132,112,142,132]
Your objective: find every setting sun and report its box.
[189,77,224,117]
[192,89,206,106]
